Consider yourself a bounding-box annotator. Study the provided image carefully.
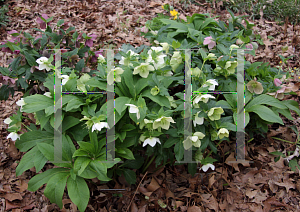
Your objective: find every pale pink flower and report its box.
[274,78,282,87]
[203,36,216,49]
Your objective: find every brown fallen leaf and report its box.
[187,205,202,212]
[4,193,23,202]
[147,177,160,192]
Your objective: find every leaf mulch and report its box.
[1,0,300,211]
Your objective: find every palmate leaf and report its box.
[67,176,90,212]
[44,172,70,209]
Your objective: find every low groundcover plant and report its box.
[1,11,300,211]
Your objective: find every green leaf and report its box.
[163,137,180,148]
[16,146,38,176]
[219,122,237,132]
[85,78,107,90]
[122,68,135,98]
[122,169,136,185]
[89,160,111,181]
[117,148,135,160]
[141,89,170,108]
[174,142,184,161]
[115,97,131,115]
[66,98,84,111]
[15,131,53,152]
[67,176,90,212]
[57,19,64,26]
[199,17,216,30]
[44,172,70,209]
[245,94,287,110]
[272,107,294,120]
[283,100,300,116]
[62,116,80,132]
[288,159,300,172]
[188,162,197,177]
[135,78,149,95]
[121,155,144,169]
[246,105,283,124]
[217,44,230,55]
[34,149,48,172]
[22,94,54,113]
[28,168,70,191]
[159,19,192,31]
[77,141,95,155]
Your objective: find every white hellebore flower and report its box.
[203,79,218,91]
[44,92,52,98]
[193,111,204,127]
[36,57,52,71]
[61,75,69,85]
[160,42,169,53]
[16,98,25,112]
[4,117,12,125]
[119,50,138,67]
[143,137,161,147]
[150,30,158,36]
[217,128,229,139]
[193,94,215,104]
[200,163,215,172]
[146,47,166,70]
[133,63,154,78]
[7,132,20,141]
[170,51,183,71]
[153,116,176,130]
[98,54,106,63]
[107,67,124,85]
[92,122,110,132]
[183,132,205,150]
[125,104,140,119]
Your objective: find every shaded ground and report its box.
[1,0,300,211]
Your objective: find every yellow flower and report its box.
[170,9,178,19]
[280,61,282,64]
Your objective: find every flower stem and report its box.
[21,122,32,131]
[142,155,156,173]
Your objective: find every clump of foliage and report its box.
[0,4,9,27]
[203,0,300,24]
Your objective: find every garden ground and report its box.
[1,0,300,211]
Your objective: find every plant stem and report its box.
[142,155,156,173]
[21,123,32,131]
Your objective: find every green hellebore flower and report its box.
[211,131,218,141]
[194,149,203,162]
[230,44,239,49]
[246,80,263,94]
[77,73,91,92]
[167,96,177,108]
[139,118,154,130]
[170,51,182,71]
[207,107,224,121]
[153,116,176,130]
[151,86,160,96]
[225,61,238,75]
[133,63,154,78]
[107,67,124,85]
[160,42,169,53]
[217,128,229,139]
[206,53,217,61]
[183,132,205,150]
[192,67,202,77]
